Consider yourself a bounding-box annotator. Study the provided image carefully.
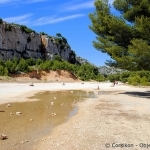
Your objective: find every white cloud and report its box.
[0,0,18,4]
[3,13,85,26]
[0,0,10,3]
[24,0,48,4]
[3,14,33,24]
[0,0,48,4]
[32,14,85,26]
[60,0,94,12]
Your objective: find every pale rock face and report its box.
[0,23,76,62]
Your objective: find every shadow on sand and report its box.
[121,91,150,99]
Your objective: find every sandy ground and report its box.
[0,82,150,150]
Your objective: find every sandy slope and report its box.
[0,82,150,150]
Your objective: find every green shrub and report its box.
[26,58,36,66]
[0,65,8,76]
[16,58,29,72]
[128,75,141,86]
[20,25,35,34]
[140,76,149,86]
[36,58,43,66]
[120,71,130,83]
[5,24,12,31]
[107,74,120,82]
[0,59,5,67]
[54,55,62,61]
[5,60,16,73]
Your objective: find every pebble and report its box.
[52,113,56,116]
[16,112,21,115]
[29,82,34,86]
[0,134,8,140]
[6,104,10,108]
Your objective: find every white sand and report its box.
[1,82,150,150]
[0,82,143,104]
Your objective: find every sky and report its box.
[0,0,114,66]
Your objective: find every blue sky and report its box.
[0,0,114,66]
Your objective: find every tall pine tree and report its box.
[89,0,150,70]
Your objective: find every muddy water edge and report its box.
[0,90,97,150]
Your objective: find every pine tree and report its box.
[89,0,150,70]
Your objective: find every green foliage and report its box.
[5,24,12,31]
[26,58,36,66]
[20,25,35,34]
[75,63,100,81]
[16,58,29,72]
[36,58,43,66]
[107,70,150,86]
[107,74,120,82]
[62,37,68,44]
[0,59,5,66]
[0,56,150,86]
[0,65,8,76]
[5,60,16,73]
[53,55,62,61]
[12,57,19,66]
[56,33,62,37]
[120,71,130,83]
[89,0,150,71]
[128,75,141,86]
[40,32,48,36]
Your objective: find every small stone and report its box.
[52,113,56,116]
[0,134,8,140]
[54,97,56,100]
[29,82,34,86]
[10,112,13,116]
[16,112,21,115]
[29,119,33,121]
[6,104,11,107]
[61,82,65,85]
[93,85,99,90]
[51,102,54,105]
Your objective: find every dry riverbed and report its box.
[0,82,150,150]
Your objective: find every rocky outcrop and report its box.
[98,66,125,75]
[0,21,76,63]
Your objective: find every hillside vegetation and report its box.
[0,56,105,82]
[0,55,150,86]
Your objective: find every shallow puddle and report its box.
[98,91,119,95]
[0,90,96,150]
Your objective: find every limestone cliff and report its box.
[0,21,76,63]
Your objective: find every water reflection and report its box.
[0,90,95,150]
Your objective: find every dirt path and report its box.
[35,90,150,150]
